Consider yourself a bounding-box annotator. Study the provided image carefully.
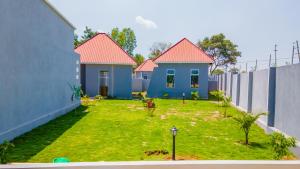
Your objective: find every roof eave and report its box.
[43,0,76,30]
[81,62,136,66]
[155,61,213,64]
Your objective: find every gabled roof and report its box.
[75,33,136,65]
[153,38,213,64]
[135,59,158,72]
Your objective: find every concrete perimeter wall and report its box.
[238,73,250,111]
[0,0,80,142]
[274,64,300,139]
[251,69,269,125]
[217,63,300,140]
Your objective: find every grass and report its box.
[7,99,279,162]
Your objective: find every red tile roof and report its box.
[135,59,158,72]
[75,33,136,65]
[153,38,213,64]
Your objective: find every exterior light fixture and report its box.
[170,126,178,160]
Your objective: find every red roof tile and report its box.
[153,38,213,64]
[75,33,136,65]
[135,59,158,72]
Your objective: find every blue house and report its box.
[147,38,213,99]
[75,33,136,99]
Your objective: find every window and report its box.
[143,74,148,80]
[166,69,175,88]
[191,69,199,88]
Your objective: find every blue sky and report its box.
[49,0,300,70]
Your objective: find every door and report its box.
[99,71,109,96]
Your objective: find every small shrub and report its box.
[191,91,199,100]
[162,92,169,99]
[0,140,14,164]
[222,96,232,117]
[233,112,266,145]
[94,95,103,100]
[270,132,296,160]
[209,90,224,104]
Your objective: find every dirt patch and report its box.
[164,155,200,160]
[203,111,222,121]
[160,115,166,120]
[145,150,169,156]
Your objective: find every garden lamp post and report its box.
[182,92,185,104]
[170,126,178,160]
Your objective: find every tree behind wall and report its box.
[197,33,241,75]
[149,42,172,59]
[74,26,98,48]
[134,54,145,66]
[109,27,137,56]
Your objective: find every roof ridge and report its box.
[104,34,137,65]
[153,37,213,63]
[152,38,187,62]
[74,33,101,49]
[134,60,148,72]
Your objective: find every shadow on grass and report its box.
[7,105,88,162]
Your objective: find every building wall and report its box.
[0,0,79,142]
[274,64,300,139]
[251,69,269,124]
[135,71,153,80]
[84,64,132,99]
[147,63,209,98]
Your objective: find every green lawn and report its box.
[7,99,278,162]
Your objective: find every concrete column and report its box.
[236,74,241,106]
[247,72,254,113]
[267,67,276,127]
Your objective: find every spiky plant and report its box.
[222,96,231,117]
[0,140,14,164]
[233,112,266,145]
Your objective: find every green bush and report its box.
[0,140,14,164]
[270,132,296,160]
[209,90,224,102]
[191,91,199,100]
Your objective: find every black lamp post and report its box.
[182,92,185,104]
[170,126,178,160]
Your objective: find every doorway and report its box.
[99,71,109,96]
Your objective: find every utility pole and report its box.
[292,43,295,64]
[274,44,278,67]
[246,62,248,72]
[269,54,272,67]
[296,41,300,62]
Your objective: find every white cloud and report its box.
[135,16,158,29]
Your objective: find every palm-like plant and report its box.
[222,96,231,117]
[233,112,266,145]
[0,140,14,164]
